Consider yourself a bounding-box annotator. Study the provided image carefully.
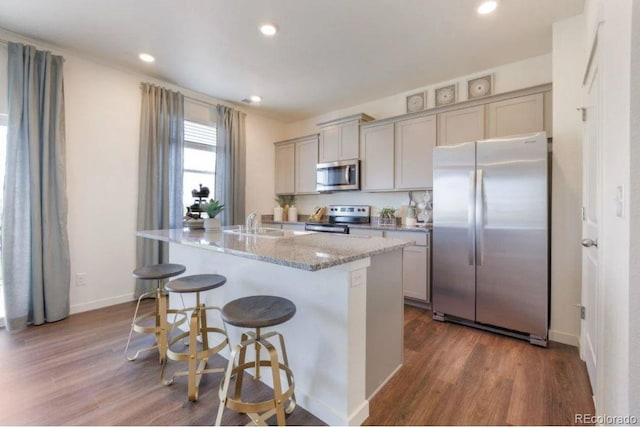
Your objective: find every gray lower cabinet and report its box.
[350,229,431,303]
[386,231,430,303]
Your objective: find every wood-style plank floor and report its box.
[0,301,594,426]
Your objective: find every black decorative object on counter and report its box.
[186,184,211,220]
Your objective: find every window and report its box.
[183,120,216,214]
[0,114,7,325]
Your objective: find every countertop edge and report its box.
[137,229,413,271]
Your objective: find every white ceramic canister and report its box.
[288,206,298,222]
[274,206,283,222]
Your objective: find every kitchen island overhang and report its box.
[137,228,413,426]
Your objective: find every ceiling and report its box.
[0,0,583,122]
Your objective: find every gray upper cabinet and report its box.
[274,134,319,195]
[274,142,295,195]
[319,125,340,163]
[360,123,395,191]
[437,105,485,146]
[486,93,544,138]
[295,135,319,194]
[318,113,374,163]
[395,115,436,189]
[361,114,435,192]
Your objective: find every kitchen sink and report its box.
[222,226,313,239]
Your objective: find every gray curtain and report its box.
[2,42,70,332]
[215,105,246,226]
[135,83,184,298]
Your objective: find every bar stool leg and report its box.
[216,342,243,426]
[266,340,286,425]
[233,333,249,401]
[187,307,200,401]
[157,287,169,364]
[124,289,155,361]
[278,333,297,414]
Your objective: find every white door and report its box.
[581,39,601,397]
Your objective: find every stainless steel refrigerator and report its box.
[432,132,549,346]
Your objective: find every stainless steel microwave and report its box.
[316,159,360,192]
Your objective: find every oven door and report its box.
[316,160,359,192]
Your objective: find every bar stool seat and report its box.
[125,263,187,363]
[162,274,229,401]
[215,295,297,426]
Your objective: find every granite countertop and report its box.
[137,227,414,272]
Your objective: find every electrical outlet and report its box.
[76,273,88,287]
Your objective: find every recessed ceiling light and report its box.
[249,95,262,103]
[259,23,278,36]
[477,1,497,14]
[139,53,155,63]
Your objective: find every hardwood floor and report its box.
[0,301,594,426]
[365,306,595,426]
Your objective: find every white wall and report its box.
[550,15,585,346]
[0,45,6,115]
[246,114,286,216]
[583,0,633,418]
[284,54,552,138]
[0,28,286,313]
[630,0,640,417]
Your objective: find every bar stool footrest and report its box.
[223,360,296,415]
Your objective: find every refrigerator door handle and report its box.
[476,169,484,266]
[468,170,476,265]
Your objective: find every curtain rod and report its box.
[138,82,226,109]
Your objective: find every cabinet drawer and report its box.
[385,231,428,246]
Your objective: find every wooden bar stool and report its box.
[162,274,230,401]
[125,263,187,363]
[215,295,297,426]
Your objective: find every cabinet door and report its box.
[295,137,319,194]
[274,142,295,195]
[360,123,395,191]
[437,105,485,146]
[487,93,544,138]
[402,245,429,301]
[340,121,360,160]
[394,115,436,189]
[319,126,340,163]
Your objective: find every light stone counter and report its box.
[137,227,413,271]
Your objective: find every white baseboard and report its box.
[70,293,134,314]
[549,329,579,347]
[368,363,403,400]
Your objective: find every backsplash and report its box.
[280,189,433,224]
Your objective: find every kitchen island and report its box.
[137,228,413,426]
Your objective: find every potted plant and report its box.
[378,207,396,226]
[202,199,225,231]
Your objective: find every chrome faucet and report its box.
[246,211,258,233]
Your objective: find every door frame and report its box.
[581,22,605,412]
